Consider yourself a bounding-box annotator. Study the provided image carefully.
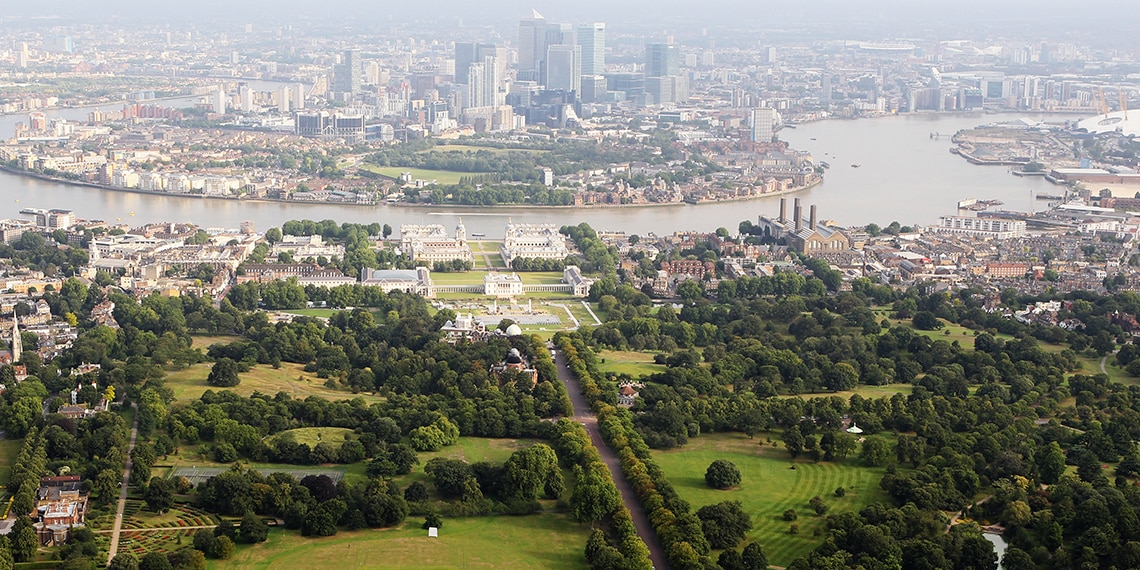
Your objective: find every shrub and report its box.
[782,509,797,521]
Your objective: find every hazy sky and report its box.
[7,0,1140,36]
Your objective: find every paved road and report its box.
[555,352,669,570]
[106,404,139,566]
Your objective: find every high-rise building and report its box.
[278,86,291,113]
[17,42,28,69]
[212,88,227,114]
[294,83,306,110]
[751,107,777,142]
[577,23,606,77]
[334,49,362,94]
[239,85,254,112]
[545,45,581,94]
[645,43,680,78]
[454,42,479,84]
[518,10,547,81]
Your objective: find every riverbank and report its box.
[388,178,823,209]
[0,165,380,208]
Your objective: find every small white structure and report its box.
[845,422,864,434]
[428,527,439,538]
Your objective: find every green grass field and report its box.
[517,271,565,285]
[208,515,589,570]
[429,271,483,285]
[596,350,665,378]
[361,165,472,185]
[780,384,914,401]
[162,362,384,404]
[653,432,890,567]
[266,427,357,449]
[374,437,545,491]
[0,438,22,487]
[190,335,243,350]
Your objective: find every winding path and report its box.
[555,352,669,570]
[106,404,139,566]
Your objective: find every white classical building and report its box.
[483,272,524,298]
[399,221,474,265]
[359,267,434,297]
[500,221,569,265]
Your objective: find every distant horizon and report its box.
[3,0,1140,37]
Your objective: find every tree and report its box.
[697,501,753,549]
[678,280,704,302]
[860,438,890,466]
[240,511,269,544]
[382,224,392,239]
[11,518,37,562]
[1035,441,1066,484]
[783,426,805,459]
[404,481,429,503]
[139,552,173,570]
[705,459,742,489]
[742,542,768,570]
[0,539,13,570]
[809,495,829,516]
[265,228,283,244]
[206,358,240,387]
[145,477,175,513]
[192,528,216,555]
[912,311,943,330]
[109,553,140,570]
[718,549,745,570]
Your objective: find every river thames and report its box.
[0,111,1076,235]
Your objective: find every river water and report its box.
[0,111,1076,235]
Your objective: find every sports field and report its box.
[162,362,384,403]
[207,514,589,570]
[653,432,889,566]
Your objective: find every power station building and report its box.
[756,197,850,253]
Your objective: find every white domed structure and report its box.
[1077,111,1140,137]
[505,324,523,337]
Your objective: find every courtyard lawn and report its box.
[208,514,589,570]
[653,432,890,567]
[596,350,665,378]
[428,271,484,285]
[0,438,22,487]
[518,271,565,285]
[360,165,471,185]
[162,362,384,404]
[266,427,357,449]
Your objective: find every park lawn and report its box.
[266,427,357,449]
[359,165,471,185]
[653,432,890,567]
[208,514,589,570]
[279,308,339,318]
[190,334,243,350]
[596,350,665,378]
[388,437,546,490]
[780,383,914,401]
[162,362,384,404]
[0,438,22,487]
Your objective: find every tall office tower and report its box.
[456,43,504,84]
[545,44,581,94]
[455,42,478,83]
[518,10,546,81]
[546,23,571,48]
[645,43,680,78]
[821,74,832,101]
[334,49,362,94]
[294,83,305,110]
[17,42,28,69]
[577,22,605,76]
[751,107,776,142]
[278,86,291,113]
